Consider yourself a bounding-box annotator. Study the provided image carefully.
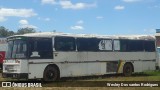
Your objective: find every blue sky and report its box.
[0,0,160,35]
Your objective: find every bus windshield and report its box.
[6,40,27,59]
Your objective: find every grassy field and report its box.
[0,71,160,81]
[0,71,160,90]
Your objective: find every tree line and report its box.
[0,26,36,37]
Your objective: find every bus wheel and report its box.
[43,66,60,81]
[123,63,133,76]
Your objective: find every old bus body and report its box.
[3,32,156,81]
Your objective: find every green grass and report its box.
[86,71,160,81]
[0,71,160,89]
[0,71,160,82]
[143,71,160,76]
[41,71,160,87]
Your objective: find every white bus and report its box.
[3,32,156,81]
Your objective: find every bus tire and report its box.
[123,63,133,76]
[43,65,60,81]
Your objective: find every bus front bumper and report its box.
[2,73,28,79]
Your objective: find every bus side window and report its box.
[29,38,53,59]
[128,40,144,52]
[120,40,155,52]
[98,39,112,51]
[113,40,120,51]
[55,37,75,51]
[76,38,98,51]
[120,40,129,52]
[144,41,155,52]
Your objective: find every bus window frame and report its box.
[76,38,99,52]
[113,39,120,51]
[97,39,113,52]
[54,36,76,52]
[28,37,53,59]
[6,36,28,59]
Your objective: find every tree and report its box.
[16,27,36,35]
[0,26,14,37]
[8,31,15,36]
[0,26,36,37]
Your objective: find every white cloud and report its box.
[41,0,96,10]
[41,0,57,5]
[38,17,51,21]
[153,5,160,8]
[122,0,142,3]
[20,24,38,29]
[70,20,84,30]
[19,19,28,25]
[44,18,51,21]
[0,16,7,22]
[77,20,84,24]
[144,28,155,33]
[114,5,125,10]
[0,8,37,17]
[55,8,58,11]
[70,25,84,30]
[19,19,38,29]
[59,1,96,10]
[96,16,104,19]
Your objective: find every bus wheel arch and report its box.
[123,62,134,76]
[43,64,60,81]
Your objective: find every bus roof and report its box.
[8,32,155,40]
